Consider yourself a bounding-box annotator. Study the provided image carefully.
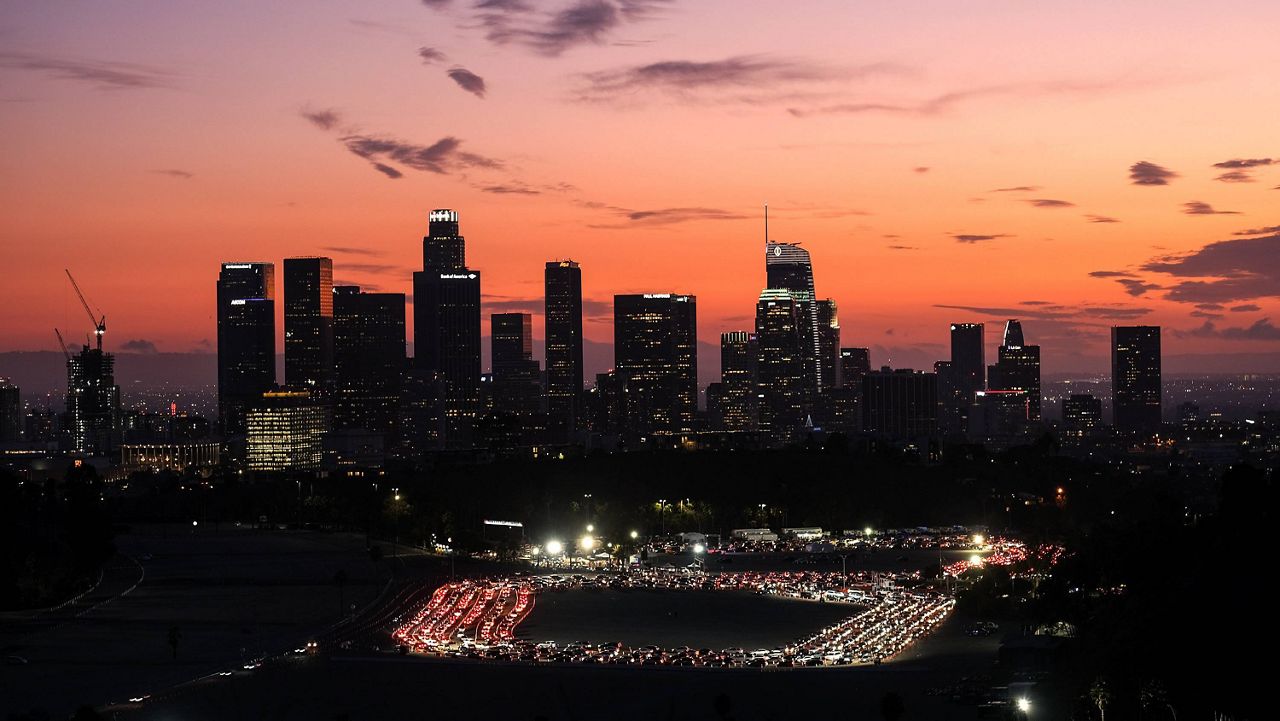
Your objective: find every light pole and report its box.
[392,489,402,559]
[657,499,668,536]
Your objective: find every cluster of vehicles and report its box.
[391,568,954,668]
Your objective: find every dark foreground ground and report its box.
[2,531,1059,721]
[113,606,1011,721]
[0,525,385,719]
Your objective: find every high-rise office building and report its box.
[968,389,1029,446]
[333,285,405,439]
[816,299,840,392]
[862,368,938,439]
[1111,325,1161,433]
[490,312,541,417]
[283,257,334,390]
[719,331,758,432]
[412,209,482,447]
[987,319,1042,421]
[765,242,821,403]
[829,347,871,434]
[544,260,583,432]
[945,323,985,433]
[0,378,19,443]
[839,348,871,390]
[65,344,122,455]
[217,262,276,436]
[1062,393,1103,439]
[245,390,328,472]
[613,293,698,435]
[755,289,805,444]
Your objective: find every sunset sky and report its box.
[3,0,1280,377]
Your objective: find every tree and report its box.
[1141,679,1176,721]
[880,692,905,721]
[1090,677,1112,721]
[167,625,181,660]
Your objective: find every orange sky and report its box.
[2,0,1279,375]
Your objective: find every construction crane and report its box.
[65,269,106,352]
[53,328,71,361]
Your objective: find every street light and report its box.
[973,534,985,546]
[692,542,706,569]
[545,539,563,556]
[629,530,639,540]
[586,524,594,533]
[580,535,595,552]
[1016,697,1031,716]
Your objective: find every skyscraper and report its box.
[719,331,758,432]
[0,378,19,443]
[766,242,821,405]
[839,348,871,390]
[829,347,871,434]
[217,262,275,436]
[333,285,405,438]
[613,293,698,435]
[816,299,840,392]
[490,312,541,417]
[755,289,805,445]
[412,209,482,447]
[245,390,328,472]
[987,319,1042,421]
[945,322,985,433]
[283,257,334,390]
[544,260,583,433]
[1112,325,1162,433]
[863,368,938,439]
[1062,393,1103,440]
[65,343,121,455]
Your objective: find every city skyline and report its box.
[3,2,1280,374]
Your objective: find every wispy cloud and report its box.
[788,79,1145,118]
[121,339,159,353]
[0,51,174,90]
[1089,270,1137,278]
[1024,198,1074,208]
[1213,158,1274,169]
[1129,161,1178,186]
[1232,304,1261,312]
[1086,214,1121,223]
[573,55,901,105]
[1140,233,1280,304]
[1117,278,1161,296]
[991,186,1039,193]
[341,135,501,175]
[152,169,193,179]
[300,107,502,179]
[481,183,540,195]
[1177,318,1280,341]
[1183,201,1240,216]
[1234,225,1280,236]
[588,206,749,229]
[301,107,343,131]
[322,246,386,257]
[447,67,487,98]
[418,46,448,64]
[952,233,1010,244]
[473,0,673,57]
[1215,170,1255,183]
